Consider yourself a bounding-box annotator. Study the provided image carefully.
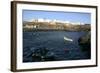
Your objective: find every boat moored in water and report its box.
[64,36,73,42]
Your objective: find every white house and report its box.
[71,22,85,25]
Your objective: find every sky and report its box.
[23,10,91,24]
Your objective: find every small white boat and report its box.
[64,36,73,42]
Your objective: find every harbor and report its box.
[23,31,90,62]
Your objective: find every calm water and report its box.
[23,31,90,62]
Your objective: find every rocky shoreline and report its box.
[78,32,91,58]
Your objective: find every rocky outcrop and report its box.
[78,32,91,58]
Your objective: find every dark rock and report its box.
[78,32,91,58]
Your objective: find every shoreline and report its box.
[23,29,90,32]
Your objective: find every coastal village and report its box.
[23,18,90,31]
[23,18,91,62]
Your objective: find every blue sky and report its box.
[23,10,91,24]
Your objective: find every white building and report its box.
[29,19,38,22]
[38,18,44,22]
[28,18,85,25]
[24,25,34,29]
[71,22,85,25]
